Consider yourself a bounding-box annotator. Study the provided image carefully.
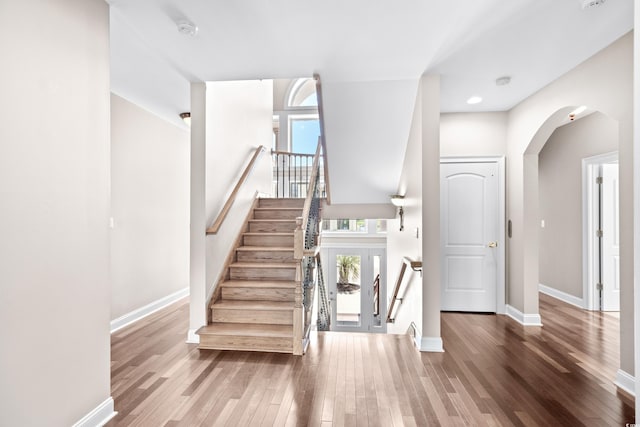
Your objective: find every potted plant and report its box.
[337,255,360,293]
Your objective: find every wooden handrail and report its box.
[386,257,422,323]
[270,149,315,157]
[206,145,267,235]
[314,74,331,204]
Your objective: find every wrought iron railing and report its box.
[272,150,326,199]
[293,141,330,353]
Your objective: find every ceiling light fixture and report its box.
[177,20,198,37]
[180,112,191,126]
[467,96,483,105]
[496,76,511,86]
[569,105,587,121]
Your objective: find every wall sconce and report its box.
[180,112,191,126]
[391,195,405,231]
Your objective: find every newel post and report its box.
[293,217,304,355]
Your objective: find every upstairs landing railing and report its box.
[386,257,422,323]
[271,150,326,199]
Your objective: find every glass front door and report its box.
[328,248,386,333]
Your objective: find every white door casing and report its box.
[440,160,502,313]
[601,163,620,311]
[327,247,387,332]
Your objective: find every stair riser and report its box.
[259,199,305,208]
[243,234,293,247]
[253,209,302,220]
[249,221,297,233]
[211,308,293,325]
[199,335,292,353]
[230,267,296,281]
[222,287,295,302]
[237,250,295,263]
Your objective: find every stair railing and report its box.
[386,257,422,323]
[292,140,328,354]
[372,274,380,317]
[207,145,267,234]
[271,150,318,198]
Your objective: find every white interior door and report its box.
[327,248,386,332]
[601,163,620,311]
[441,162,499,312]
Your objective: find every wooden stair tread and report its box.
[249,219,296,223]
[254,207,303,211]
[211,300,293,310]
[243,232,293,236]
[197,323,293,338]
[231,262,297,269]
[236,246,293,252]
[221,280,297,289]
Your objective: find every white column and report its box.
[188,82,207,343]
[420,74,443,352]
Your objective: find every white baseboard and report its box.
[187,328,200,344]
[72,397,117,427]
[615,369,636,396]
[110,287,189,333]
[506,304,543,326]
[417,336,444,352]
[539,284,584,309]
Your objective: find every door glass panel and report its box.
[336,254,362,327]
[371,255,382,328]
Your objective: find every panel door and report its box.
[441,162,499,312]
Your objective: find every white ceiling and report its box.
[108,0,634,204]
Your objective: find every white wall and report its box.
[110,94,190,320]
[539,112,618,298]
[441,112,508,157]
[386,86,423,337]
[189,80,273,336]
[0,0,112,425]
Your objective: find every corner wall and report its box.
[110,94,190,320]
[0,0,112,424]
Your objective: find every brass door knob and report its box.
[488,241,498,248]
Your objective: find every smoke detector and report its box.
[177,20,198,37]
[581,0,606,9]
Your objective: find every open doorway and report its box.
[583,153,620,311]
[538,112,619,312]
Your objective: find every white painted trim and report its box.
[110,287,189,333]
[440,156,506,314]
[187,328,200,344]
[615,369,636,397]
[539,284,584,309]
[320,241,387,249]
[582,151,618,311]
[418,336,444,352]
[505,304,543,326]
[72,397,116,427]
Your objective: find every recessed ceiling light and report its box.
[177,20,198,37]
[496,76,511,86]
[467,96,483,105]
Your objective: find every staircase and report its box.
[197,197,305,353]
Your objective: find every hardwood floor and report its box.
[107,293,634,426]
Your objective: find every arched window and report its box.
[287,78,318,108]
[284,78,319,154]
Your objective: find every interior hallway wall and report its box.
[539,112,618,299]
[0,0,112,424]
[110,94,190,320]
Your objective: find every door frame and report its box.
[582,151,619,311]
[440,156,506,315]
[322,243,387,333]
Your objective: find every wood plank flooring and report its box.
[107,293,634,426]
